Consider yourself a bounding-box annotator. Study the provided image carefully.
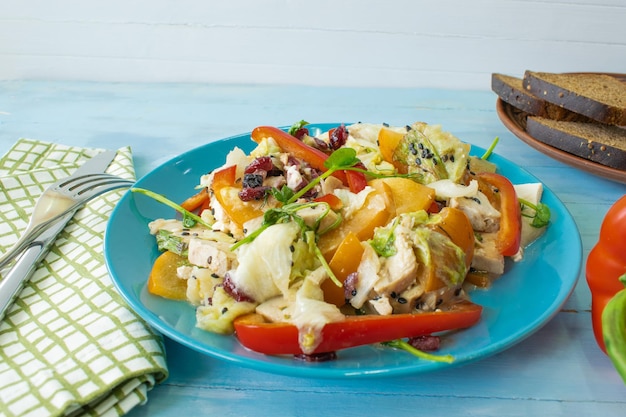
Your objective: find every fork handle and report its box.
[0,201,83,270]
[0,211,74,321]
[0,242,45,321]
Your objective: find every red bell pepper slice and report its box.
[233,301,482,355]
[212,164,237,188]
[313,193,344,211]
[250,126,367,193]
[478,172,521,257]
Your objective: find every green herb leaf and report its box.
[270,185,295,204]
[324,147,360,170]
[288,120,310,136]
[519,198,551,228]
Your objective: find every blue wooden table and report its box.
[1,81,624,416]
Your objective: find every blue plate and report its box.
[104,123,582,379]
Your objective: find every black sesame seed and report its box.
[397,297,407,304]
[450,155,455,162]
[181,231,190,236]
[405,125,412,131]
[351,289,357,296]
[418,143,424,150]
[207,256,213,264]
[390,291,397,298]
[382,122,390,127]
[415,157,421,165]
[211,273,220,278]
[221,307,228,314]
[289,245,295,253]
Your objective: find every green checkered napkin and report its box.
[0,139,168,417]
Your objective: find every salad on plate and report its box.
[133,121,550,362]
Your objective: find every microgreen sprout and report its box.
[288,120,310,136]
[382,339,454,363]
[286,147,361,204]
[518,198,551,228]
[131,188,213,229]
[481,137,499,160]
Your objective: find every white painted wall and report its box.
[0,0,624,90]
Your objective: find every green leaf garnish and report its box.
[324,147,360,170]
[288,120,310,136]
[270,185,295,204]
[519,198,551,228]
[286,148,362,204]
[131,188,213,229]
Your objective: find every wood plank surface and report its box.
[0,80,624,416]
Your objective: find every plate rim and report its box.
[105,123,582,378]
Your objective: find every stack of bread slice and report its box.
[492,71,626,170]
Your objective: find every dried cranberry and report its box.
[312,137,330,152]
[238,186,269,201]
[292,127,309,140]
[222,273,255,303]
[242,173,264,189]
[408,335,440,351]
[286,155,301,170]
[329,124,349,150]
[245,156,274,174]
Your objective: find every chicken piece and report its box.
[450,191,500,233]
[374,229,417,296]
[367,296,393,315]
[349,244,381,309]
[390,284,425,314]
[297,204,340,233]
[187,238,234,277]
[472,232,504,275]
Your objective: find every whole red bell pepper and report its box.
[251,126,368,193]
[478,172,522,257]
[233,300,482,355]
[586,195,626,354]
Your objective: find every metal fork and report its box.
[0,159,134,270]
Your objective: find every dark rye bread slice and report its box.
[523,71,626,125]
[491,73,592,122]
[526,116,626,170]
